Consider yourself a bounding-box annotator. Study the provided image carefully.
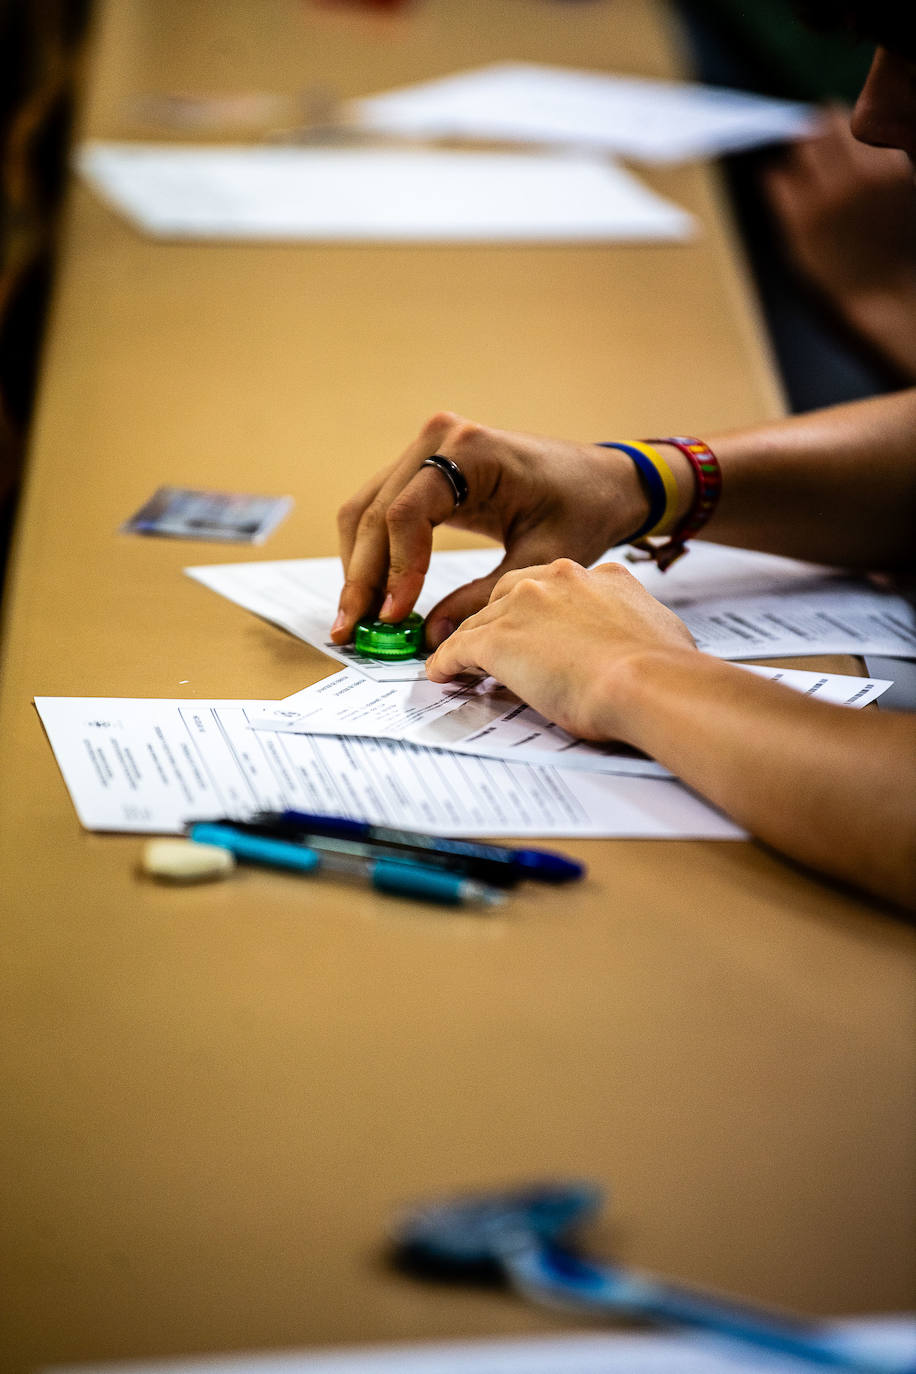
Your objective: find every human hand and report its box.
[763,106,916,304]
[332,412,660,650]
[425,557,697,743]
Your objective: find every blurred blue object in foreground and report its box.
[392,1182,916,1374]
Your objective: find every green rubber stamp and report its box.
[354,611,425,661]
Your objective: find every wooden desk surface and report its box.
[1,2,914,1370]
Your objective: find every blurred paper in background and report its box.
[77,142,694,242]
[350,62,815,163]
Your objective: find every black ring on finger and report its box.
[421,454,469,510]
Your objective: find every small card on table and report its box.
[122,486,292,543]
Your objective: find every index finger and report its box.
[335,466,456,641]
[332,415,458,642]
[378,466,462,620]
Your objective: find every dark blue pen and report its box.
[255,810,586,885]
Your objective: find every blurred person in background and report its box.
[763,103,916,384]
[676,0,916,407]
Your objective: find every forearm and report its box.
[691,389,916,570]
[609,650,916,910]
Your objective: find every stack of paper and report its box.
[36,542,907,841]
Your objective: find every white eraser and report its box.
[142,838,236,882]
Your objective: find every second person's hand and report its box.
[425,557,698,744]
[331,411,656,650]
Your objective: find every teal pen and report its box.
[188,822,504,909]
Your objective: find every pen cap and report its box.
[513,849,585,883]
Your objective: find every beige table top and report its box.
[1,2,914,1370]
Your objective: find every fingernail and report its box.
[428,617,455,648]
[331,610,347,636]
[380,594,395,620]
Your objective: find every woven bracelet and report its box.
[635,436,722,571]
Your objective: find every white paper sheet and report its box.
[34,697,743,839]
[76,142,693,243]
[350,62,815,164]
[39,1317,916,1374]
[249,664,892,779]
[186,543,916,682]
[740,663,894,705]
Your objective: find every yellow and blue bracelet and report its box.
[599,436,722,570]
[597,440,680,542]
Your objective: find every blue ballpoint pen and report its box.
[188,822,504,909]
[255,810,585,884]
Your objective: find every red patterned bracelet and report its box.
[632,437,722,571]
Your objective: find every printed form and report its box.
[251,664,892,779]
[186,543,916,682]
[34,697,744,839]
